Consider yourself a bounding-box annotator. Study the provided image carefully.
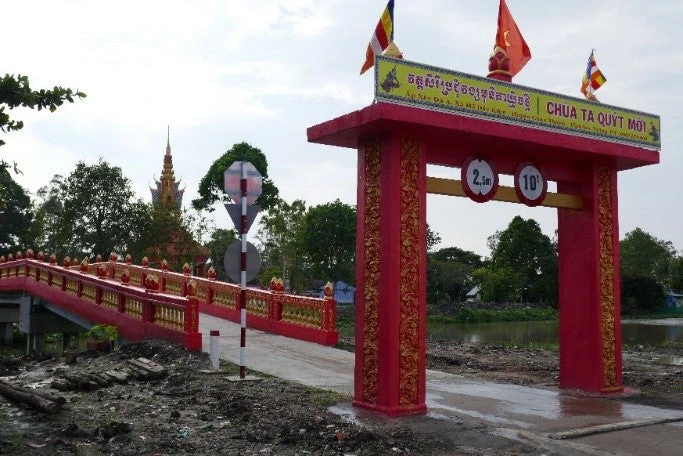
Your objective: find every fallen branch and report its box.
[0,380,60,413]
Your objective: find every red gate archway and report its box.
[308,57,660,416]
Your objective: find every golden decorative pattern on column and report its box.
[598,166,618,390]
[361,140,381,403]
[398,136,420,406]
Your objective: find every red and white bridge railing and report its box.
[1,251,339,346]
[0,251,201,350]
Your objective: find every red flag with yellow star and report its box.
[495,0,531,77]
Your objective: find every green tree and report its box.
[621,274,666,314]
[192,142,279,212]
[431,246,482,267]
[427,246,483,303]
[620,228,676,287]
[480,216,557,304]
[302,199,356,283]
[0,74,85,207]
[31,175,69,256]
[0,167,34,251]
[0,74,85,162]
[133,205,214,271]
[473,267,524,303]
[205,228,238,281]
[426,224,441,252]
[256,199,308,290]
[32,160,149,258]
[671,256,683,293]
[619,228,677,313]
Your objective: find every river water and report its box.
[426,318,682,346]
[340,318,682,346]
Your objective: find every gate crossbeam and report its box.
[426,177,583,210]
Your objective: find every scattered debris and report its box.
[50,357,167,392]
[0,379,65,413]
[0,338,680,455]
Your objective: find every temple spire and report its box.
[166,125,171,156]
[151,127,184,210]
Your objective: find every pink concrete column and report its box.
[353,132,427,416]
[557,165,623,392]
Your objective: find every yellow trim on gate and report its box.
[426,176,583,210]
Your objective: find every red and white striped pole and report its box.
[239,162,248,379]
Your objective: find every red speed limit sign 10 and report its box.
[461,157,499,203]
[514,162,547,206]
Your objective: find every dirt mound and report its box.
[0,340,461,455]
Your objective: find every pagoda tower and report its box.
[147,128,209,275]
[150,127,184,210]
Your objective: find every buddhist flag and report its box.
[360,0,394,75]
[495,0,531,76]
[580,50,607,98]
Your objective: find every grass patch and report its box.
[623,339,681,350]
[338,305,559,326]
[489,340,559,351]
[428,307,558,324]
[306,388,350,406]
[624,309,683,319]
[0,346,24,357]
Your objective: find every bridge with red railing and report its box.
[0,250,338,351]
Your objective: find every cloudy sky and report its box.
[3,0,681,257]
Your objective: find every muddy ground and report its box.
[0,337,681,456]
[423,340,682,410]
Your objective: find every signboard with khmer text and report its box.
[374,55,660,150]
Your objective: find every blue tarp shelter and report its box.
[319,280,356,304]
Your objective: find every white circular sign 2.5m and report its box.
[461,157,498,203]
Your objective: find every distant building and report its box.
[319,280,356,305]
[465,286,481,302]
[665,290,683,309]
[148,128,209,274]
[150,128,185,210]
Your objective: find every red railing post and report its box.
[61,257,70,291]
[184,297,199,335]
[13,252,21,277]
[109,252,117,279]
[24,250,32,276]
[141,256,149,288]
[143,274,159,324]
[7,254,16,276]
[184,280,201,350]
[269,277,285,321]
[160,260,168,293]
[327,299,337,331]
[322,282,336,331]
[206,267,216,304]
[181,263,190,296]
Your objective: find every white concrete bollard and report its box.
[209,330,220,371]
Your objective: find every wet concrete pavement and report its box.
[200,313,683,455]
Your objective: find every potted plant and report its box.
[84,324,118,352]
[63,334,80,364]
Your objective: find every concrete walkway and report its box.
[200,313,683,456]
